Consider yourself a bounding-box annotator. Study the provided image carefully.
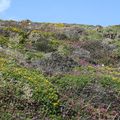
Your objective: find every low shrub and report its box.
[0,55,60,118]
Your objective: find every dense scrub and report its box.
[0,20,120,119]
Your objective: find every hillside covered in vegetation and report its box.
[0,19,120,120]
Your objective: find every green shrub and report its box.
[0,113,12,120]
[85,29,103,40]
[3,27,22,33]
[0,36,9,47]
[54,23,65,28]
[34,38,60,53]
[100,75,120,91]
[58,44,72,55]
[51,74,91,91]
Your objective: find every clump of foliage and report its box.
[54,23,65,28]
[33,38,60,52]
[3,27,22,33]
[0,36,9,47]
[84,29,103,40]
